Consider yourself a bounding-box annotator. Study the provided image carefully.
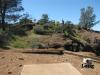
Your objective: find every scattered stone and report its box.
[8,72,12,74]
[19,64,23,67]
[49,42,64,49]
[1,56,5,59]
[18,58,24,60]
[38,43,48,49]
[10,58,13,61]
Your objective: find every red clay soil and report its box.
[0,49,100,75]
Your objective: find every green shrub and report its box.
[0,30,12,48]
[11,41,26,48]
[31,42,40,48]
[64,31,69,37]
[0,35,9,48]
[54,26,64,33]
[34,26,54,35]
[9,26,27,36]
[10,36,27,48]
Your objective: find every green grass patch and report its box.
[10,36,27,48]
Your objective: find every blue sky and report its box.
[22,0,100,31]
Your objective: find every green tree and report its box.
[79,6,97,30]
[0,0,24,30]
[19,13,33,25]
[38,14,49,25]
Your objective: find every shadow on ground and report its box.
[22,51,64,55]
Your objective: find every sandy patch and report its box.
[21,63,82,75]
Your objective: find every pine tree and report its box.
[0,0,24,30]
[38,14,49,25]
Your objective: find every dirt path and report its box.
[21,63,82,75]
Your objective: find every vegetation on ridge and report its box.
[0,0,100,56]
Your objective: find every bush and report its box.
[11,41,26,48]
[0,35,9,48]
[0,30,13,48]
[9,25,27,36]
[34,26,54,35]
[93,43,100,56]
[64,31,69,37]
[10,36,27,48]
[31,42,40,48]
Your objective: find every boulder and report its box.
[38,43,48,49]
[48,42,64,49]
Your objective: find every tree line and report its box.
[0,0,99,31]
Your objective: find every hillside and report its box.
[0,25,100,56]
[0,26,99,56]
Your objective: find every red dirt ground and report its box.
[0,49,100,75]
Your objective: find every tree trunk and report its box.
[1,3,7,31]
[1,13,6,30]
